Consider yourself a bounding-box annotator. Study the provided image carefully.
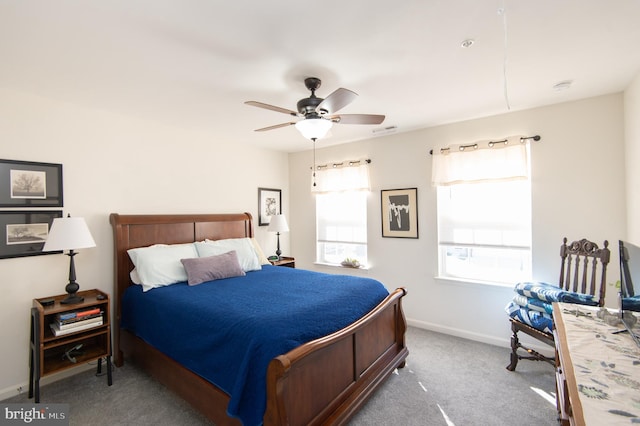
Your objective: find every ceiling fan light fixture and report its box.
[295,117,333,140]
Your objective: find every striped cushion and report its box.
[505,300,553,334]
[514,281,598,306]
[512,294,554,315]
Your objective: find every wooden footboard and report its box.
[265,287,408,426]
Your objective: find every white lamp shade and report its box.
[295,117,332,140]
[43,216,96,251]
[267,214,289,233]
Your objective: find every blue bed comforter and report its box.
[121,265,389,425]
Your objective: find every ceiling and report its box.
[1,0,640,152]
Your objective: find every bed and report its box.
[110,212,408,425]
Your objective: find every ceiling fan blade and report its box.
[316,88,358,115]
[245,101,298,117]
[330,114,386,125]
[254,122,296,132]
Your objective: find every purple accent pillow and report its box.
[180,251,246,286]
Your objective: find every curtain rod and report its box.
[311,158,371,170]
[429,135,540,155]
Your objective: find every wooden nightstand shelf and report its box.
[29,289,112,402]
[269,256,295,268]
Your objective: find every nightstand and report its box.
[29,289,112,402]
[269,256,295,268]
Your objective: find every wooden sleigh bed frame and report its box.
[110,212,408,425]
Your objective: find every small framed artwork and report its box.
[381,188,419,238]
[258,187,282,226]
[0,159,63,207]
[0,210,63,259]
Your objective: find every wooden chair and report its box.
[506,237,610,371]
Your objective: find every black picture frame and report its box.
[381,188,419,238]
[0,210,63,259]
[258,187,282,226]
[0,159,63,207]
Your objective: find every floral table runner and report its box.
[555,302,640,425]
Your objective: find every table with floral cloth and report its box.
[553,302,640,425]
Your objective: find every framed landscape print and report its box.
[258,187,281,226]
[381,188,418,238]
[0,159,63,207]
[0,210,63,259]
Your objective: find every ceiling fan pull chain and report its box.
[312,138,317,187]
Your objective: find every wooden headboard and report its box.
[109,212,254,364]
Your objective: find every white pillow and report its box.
[127,243,198,291]
[250,238,271,265]
[196,238,262,272]
[130,268,142,285]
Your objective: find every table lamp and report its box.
[43,214,96,304]
[267,214,289,260]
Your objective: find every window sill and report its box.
[434,275,514,289]
[314,262,370,271]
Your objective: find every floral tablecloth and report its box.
[555,302,640,425]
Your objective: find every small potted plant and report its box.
[341,258,361,268]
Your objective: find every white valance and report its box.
[311,161,370,193]
[431,136,530,186]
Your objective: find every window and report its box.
[316,191,368,265]
[436,180,531,284]
[432,138,532,285]
[313,161,370,266]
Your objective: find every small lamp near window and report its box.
[267,214,289,260]
[43,215,96,305]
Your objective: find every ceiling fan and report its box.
[245,77,385,140]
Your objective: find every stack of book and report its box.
[49,307,103,336]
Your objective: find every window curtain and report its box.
[311,162,370,193]
[431,137,529,186]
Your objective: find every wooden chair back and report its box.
[558,237,610,307]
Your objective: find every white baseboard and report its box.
[406,318,555,357]
[0,363,94,402]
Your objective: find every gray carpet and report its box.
[3,327,557,425]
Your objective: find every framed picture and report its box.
[0,210,63,259]
[381,188,419,238]
[0,159,63,207]
[258,187,281,226]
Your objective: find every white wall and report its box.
[1,85,634,400]
[289,93,627,348]
[624,73,640,243]
[0,88,290,399]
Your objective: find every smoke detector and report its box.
[553,80,573,91]
[461,39,475,48]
